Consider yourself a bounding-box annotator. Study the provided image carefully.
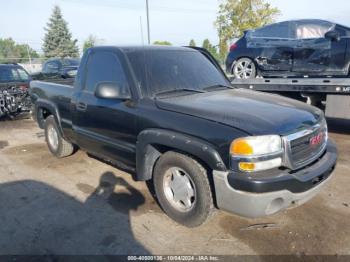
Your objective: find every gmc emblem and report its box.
[310,133,324,146]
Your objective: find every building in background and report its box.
[19,58,43,74]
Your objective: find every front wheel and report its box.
[153,151,214,227]
[232,57,256,79]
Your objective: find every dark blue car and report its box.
[226,19,350,79]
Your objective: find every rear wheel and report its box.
[232,57,256,79]
[153,151,214,227]
[44,115,75,158]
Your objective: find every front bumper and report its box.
[213,139,337,218]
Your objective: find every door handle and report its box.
[76,102,87,112]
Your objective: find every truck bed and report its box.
[29,80,75,122]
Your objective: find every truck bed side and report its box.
[30,80,75,136]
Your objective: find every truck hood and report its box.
[155,89,323,135]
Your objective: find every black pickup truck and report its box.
[30,46,337,227]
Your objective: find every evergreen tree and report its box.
[189,39,196,47]
[202,39,221,63]
[202,39,211,51]
[42,6,79,58]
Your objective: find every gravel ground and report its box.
[0,116,349,256]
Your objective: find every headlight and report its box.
[230,135,282,156]
[230,135,283,172]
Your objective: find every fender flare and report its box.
[34,98,64,137]
[135,129,227,181]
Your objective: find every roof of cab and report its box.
[89,45,195,53]
[0,64,23,68]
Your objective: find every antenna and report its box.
[146,0,151,44]
[140,16,144,45]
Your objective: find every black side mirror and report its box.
[325,30,340,42]
[95,82,130,100]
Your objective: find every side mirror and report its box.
[66,69,77,78]
[94,82,130,100]
[325,30,340,42]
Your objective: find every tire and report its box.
[153,151,214,227]
[232,57,256,79]
[44,115,75,158]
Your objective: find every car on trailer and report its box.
[226,19,350,79]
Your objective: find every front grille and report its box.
[284,121,327,170]
[290,129,326,165]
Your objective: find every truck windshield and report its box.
[62,59,80,67]
[0,67,30,83]
[126,49,230,96]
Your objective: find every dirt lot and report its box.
[0,116,349,256]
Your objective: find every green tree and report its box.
[202,39,220,62]
[42,5,79,58]
[0,38,39,63]
[215,0,280,61]
[189,39,196,47]
[153,41,172,46]
[83,35,97,53]
[202,39,211,51]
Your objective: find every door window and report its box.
[294,21,333,50]
[17,69,30,81]
[295,21,334,39]
[85,51,130,96]
[335,25,350,37]
[0,68,19,82]
[43,61,59,73]
[248,21,294,39]
[246,21,296,48]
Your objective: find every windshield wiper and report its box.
[202,84,233,91]
[155,88,205,97]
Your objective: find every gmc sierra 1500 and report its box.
[30,46,337,227]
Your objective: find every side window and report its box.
[43,61,59,73]
[295,21,334,39]
[0,68,17,82]
[17,69,29,81]
[249,22,294,39]
[85,51,130,96]
[335,25,350,37]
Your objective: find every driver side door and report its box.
[292,21,347,75]
[73,50,138,167]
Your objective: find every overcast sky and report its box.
[1,0,350,53]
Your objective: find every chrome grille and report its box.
[283,121,328,170]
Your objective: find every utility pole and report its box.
[146,0,151,44]
[26,45,32,68]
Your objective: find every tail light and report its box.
[229,43,237,51]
